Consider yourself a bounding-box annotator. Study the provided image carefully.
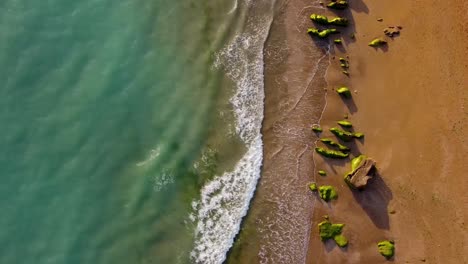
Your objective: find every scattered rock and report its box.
[334,39,342,44]
[377,240,395,259]
[308,28,339,38]
[320,138,350,151]
[310,14,349,26]
[337,120,353,128]
[336,87,351,98]
[369,38,387,47]
[377,18,383,22]
[344,155,377,189]
[315,147,349,159]
[312,124,323,133]
[309,182,318,192]
[330,127,354,141]
[384,26,401,37]
[319,185,338,201]
[318,170,327,176]
[318,219,348,247]
[327,1,348,10]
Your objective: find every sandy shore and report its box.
[227,0,467,262]
[306,0,468,263]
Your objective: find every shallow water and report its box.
[0,0,251,263]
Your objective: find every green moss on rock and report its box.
[320,138,350,151]
[329,17,348,26]
[353,132,364,139]
[330,127,354,142]
[308,28,339,38]
[310,14,348,26]
[333,234,348,247]
[377,240,395,259]
[312,124,323,133]
[318,170,327,176]
[309,182,318,192]
[310,14,329,24]
[337,120,353,128]
[336,87,351,98]
[318,219,347,247]
[327,1,348,10]
[315,147,349,159]
[319,185,338,201]
[334,39,342,44]
[369,38,387,47]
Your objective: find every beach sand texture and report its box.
[257,0,467,263]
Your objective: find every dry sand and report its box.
[306,0,468,263]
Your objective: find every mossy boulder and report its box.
[318,170,327,176]
[368,38,387,47]
[377,240,395,259]
[330,127,354,142]
[344,155,377,189]
[312,124,323,133]
[333,234,348,247]
[308,28,339,38]
[334,39,342,44]
[320,138,350,151]
[318,219,348,247]
[327,1,348,10]
[310,14,329,24]
[309,182,318,192]
[329,17,348,26]
[310,14,348,26]
[336,87,351,98]
[337,120,352,128]
[315,147,349,159]
[318,185,338,201]
[353,132,364,139]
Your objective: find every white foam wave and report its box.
[190,7,274,264]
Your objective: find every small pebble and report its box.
[377,18,383,22]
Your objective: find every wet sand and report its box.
[305,0,468,263]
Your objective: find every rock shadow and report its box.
[350,172,393,229]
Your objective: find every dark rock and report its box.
[384,26,401,37]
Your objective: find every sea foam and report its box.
[190,7,274,264]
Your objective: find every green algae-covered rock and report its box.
[329,17,348,26]
[334,39,342,44]
[310,14,329,24]
[377,240,395,259]
[319,185,338,201]
[330,127,354,142]
[333,234,348,247]
[310,14,349,26]
[309,182,318,192]
[342,70,349,76]
[320,138,350,151]
[308,28,339,38]
[315,147,349,159]
[368,38,387,47]
[337,120,352,128]
[312,124,323,133]
[318,170,327,176]
[327,1,348,10]
[318,219,348,247]
[336,87,351,98]
[353,132,364,139]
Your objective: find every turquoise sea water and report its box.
[0,0,250,263]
